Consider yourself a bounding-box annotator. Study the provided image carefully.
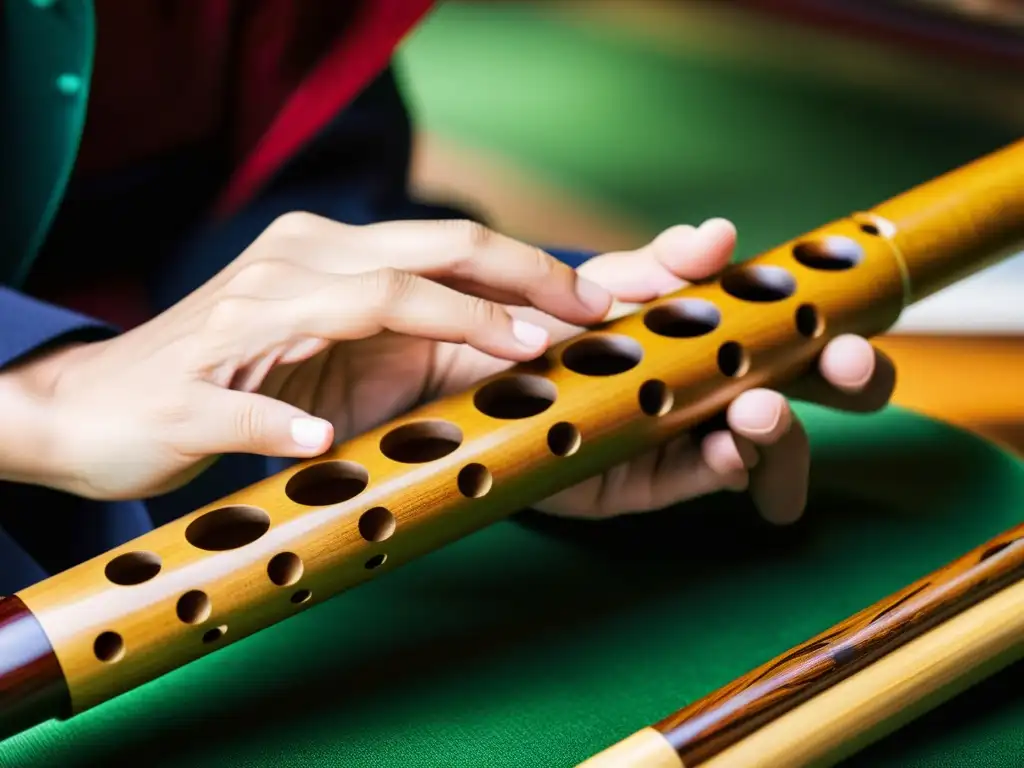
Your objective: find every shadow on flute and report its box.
[18,408,1024,767]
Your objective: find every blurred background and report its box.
[391,0,1024,452]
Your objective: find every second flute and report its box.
[2,139,1024,741]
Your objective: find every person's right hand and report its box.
[13,213,612,501]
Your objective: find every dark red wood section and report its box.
[0,595,69,741]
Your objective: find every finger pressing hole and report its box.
[727,389,792,444]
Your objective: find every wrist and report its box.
[0,342,93,489]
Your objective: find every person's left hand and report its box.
[430,218,896,525]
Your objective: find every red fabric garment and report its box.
[79,0,436,196]
[214,0,436,217]
[46,0,436,330]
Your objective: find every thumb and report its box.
[190,386,334,458]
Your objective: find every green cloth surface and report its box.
[395,4,1019,253]
[2,405,1023,767]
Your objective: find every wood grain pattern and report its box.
[697,571,1024,767]
[654,522,1024,765]
[0,596,69,741]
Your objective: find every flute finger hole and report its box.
[795,304,824,338]
[851,212,896,238]
[184,505,271,552]
[285,460,370,506]
[562,334,643,376]
[638,379,673,416]
[474,374,557,419]
[359,507,396,542]
[104,551,162,586]
[267,552,304,587]
[717,342,749,378]
[291,589,312,605]
[792,236,864,271]
[202,626,227,644]
[176,590,212,625]
[458,463,492,498]
[547,422,581,457]
[720,264,796,302]
[643,298,721,338]
[379,420,463,463]
[93,631,124,664]
[365,554,387,570]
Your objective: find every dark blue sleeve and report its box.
[543,247,597,270]
[0,286,117,369]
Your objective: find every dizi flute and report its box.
[2,140,1024,743]
[578,522,1024,768]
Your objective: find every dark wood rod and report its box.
[579,521,1024,767]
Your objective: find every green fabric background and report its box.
[4,4,1024,767]
[395,4,1020,252]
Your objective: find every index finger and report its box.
[577,218,738,304]
[333,219,614,328]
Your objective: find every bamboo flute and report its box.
[2,139,1023,744]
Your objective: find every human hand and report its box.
[16,214,613,500]
[433,219,896,525]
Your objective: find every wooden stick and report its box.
[579,523,1024,767]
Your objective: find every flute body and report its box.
[2,140,1023,740]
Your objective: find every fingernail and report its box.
[291,417,330,449]
[698,217,731,232]
[746,400,782,434]
[512,319,549,350]
[575,276,612,314]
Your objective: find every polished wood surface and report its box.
[655,523,1024,765]
[696,571,1024,767]
[0,596,69,741]
[578,526,1024,767]
[5,141,1023,734]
